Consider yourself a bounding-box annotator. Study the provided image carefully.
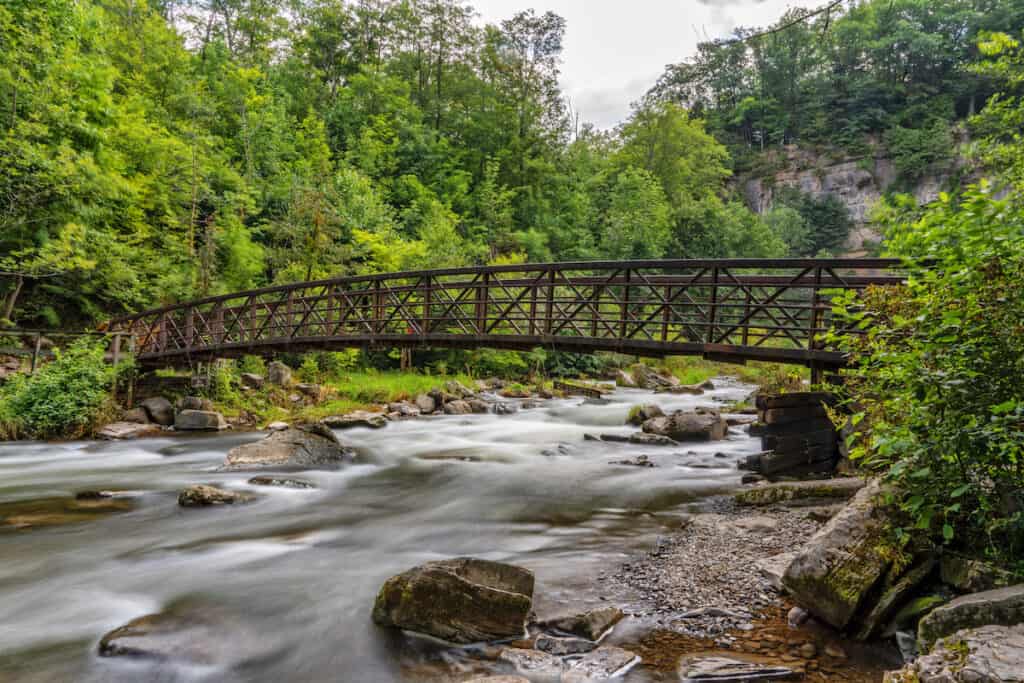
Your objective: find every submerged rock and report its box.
[372,558,534,643]
[885,624,1024,683]
[174,410,227,431]
[534,632,596,655]
[247,476,315,489]
[498,648,566,678]
[177,484,250,507]
[223,425,354,470]
[563,645,640,682]
[98,603,262,666]
[782,481,891,629]
[918,583,1024,649]
[642,411,727,442]
[679,655,796,681]
[321,411,387,429]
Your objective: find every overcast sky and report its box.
[473,0,823,129]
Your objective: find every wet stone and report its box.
[247,476,315,489]
[679,655,797,681]
[177,484,250,507]
[534,632,596,655]
[497,647,566,679]
[563,645,640,682]
[538,606,624,641]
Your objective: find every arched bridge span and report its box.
[110,259,903,371]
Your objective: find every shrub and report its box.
[0,339,120,439]
[831,186,1024,569]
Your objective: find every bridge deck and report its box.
[109,259,902,370]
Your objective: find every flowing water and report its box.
[0,381,771,682]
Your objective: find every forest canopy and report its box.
[2,0,1023,328]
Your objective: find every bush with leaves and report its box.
[0,339,120,439]
[830,185,1024,570]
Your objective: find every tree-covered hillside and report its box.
[649,0,1024,176]
[3,0,1023,329]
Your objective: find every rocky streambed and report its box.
[0,378,983,682]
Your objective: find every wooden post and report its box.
[111,333,122,367]
[476,273,489,333]
[661,285,672,341]
[529,279,539,336]
[422,276,432,336]
[620,270,631,339]
[707,267,719,343]
[544,269,556,335]
[30,332,41,374]
[742,288,752,347]
[808,266,823,351]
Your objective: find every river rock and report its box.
[468,398,491,414]
[136,397,173,425]
[679,655,796,681]
[372,558,534,643]
[240,372,264,389]
[177,484,250,507]
[918,584,1024,649]
[663,384,705,395]
[388,401,420,417]
[469,677,530,683]
[535,633,597,655]
[296,382,323,398]
[414,394,437,414]
[266,421,289,431]
[627,404,664,425]
[782,481,892,629]
[497,648,566,679]
[632,365,679,390]
[885,625,1024,683]
[224,425,352,470]
[265,361,291,386]
[321,411,387,429]
[494,402,518,415]
[121,407,150,424]
[563,645,639,682]
[538,606,623,641]
[614,369,638,387]
[174,409,228,431]
[445,380,475,398]
[177,396,214,412]
[246,476,315,489]
[443,400,472,415]
[940,555,1017,593]
[97,422,162,440]
[642,411,727,442]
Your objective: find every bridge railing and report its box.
[109,259,904,368]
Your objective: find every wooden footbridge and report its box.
[108,259,902,374]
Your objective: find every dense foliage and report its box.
[832,32,1024,569]
[650,0,1024,172]
[0,339,120,439]
[0,0,799,331]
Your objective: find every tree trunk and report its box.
[2,274,24,324]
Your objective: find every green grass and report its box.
[322,370,476,405]
[645,356,809,391]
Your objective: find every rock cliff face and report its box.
[739,146,959,255]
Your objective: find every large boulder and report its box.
[372,558,534,643]
[224,425,353,470]
[735,478,865,507]
[918,584,1024,649]
[140,397,175,426]
[174,410,228,431]
[240,373,264,389]
[631,365,679,390]
[782,481,893,629]
[613,369,637,388]
[940,556,1017,593]
[121,407,150,424]
[177,396,214,412]
[885,625,1024,683]
[266,361,292,386]
[321,411,387,429]
[642,411,727,442]
[444,380,475,398]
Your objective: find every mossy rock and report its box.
[735,478,865,507]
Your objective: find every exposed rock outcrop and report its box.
[372,558,534,643]
[918,584,1024,649]
[885,625,1024,683]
